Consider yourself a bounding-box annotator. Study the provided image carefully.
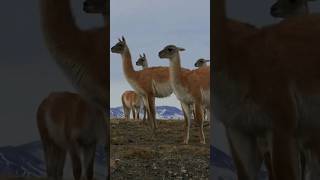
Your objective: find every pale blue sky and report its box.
[110,0,210,107]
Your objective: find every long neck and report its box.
[121,49,136,79]
[169,55,183,86]
[40,0,84,51]
[213,0,227,74]
[143,61,149,70]
[40,0,108,109]
[201,63,208,67]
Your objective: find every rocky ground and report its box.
[110,119,210,180]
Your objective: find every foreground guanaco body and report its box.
[37,92,106,180]
[159,45,210,144]
[121,90,143,121]
[214,0,320,179]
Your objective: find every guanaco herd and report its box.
[111,37,211,145]
[33,0,320,179]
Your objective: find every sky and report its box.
[110,0,210,108]
[0,0,103,145]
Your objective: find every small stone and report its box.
[181,169,187,173]
[152,163,157,169]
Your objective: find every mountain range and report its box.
[0,141,106,179]
[110,106,184,119]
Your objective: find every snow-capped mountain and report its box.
[110,106,184,119]
[0,141,106,179]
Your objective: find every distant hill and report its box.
[0,141,106,179]
[110,106,184,119]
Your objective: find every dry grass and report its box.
[110,119,210,180]
[0,178,48,180]
[0,177,99,180]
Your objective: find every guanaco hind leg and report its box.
[69,145,82,180]
[123,106,130,121]
[142,96,152,129]
[226,127,262,180]
[83,143,97,180]
[135,107,140,120]
[194,103,205,144]
[132,108,136,121]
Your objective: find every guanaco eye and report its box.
[168,48,173,52]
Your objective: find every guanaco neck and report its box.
[143,61,148,69]
[213,0,227,74]
[121,49,137,80]
[169,55,183,87]
[40,0,85,57]
[201,63,208,67]
[40,0,108,108]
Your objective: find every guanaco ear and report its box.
[178,47,185,51]
[118,38,121,42]
[143,53,146,58]
[122,36,126,42]
[205,59,210,62]
[139,54,142,58]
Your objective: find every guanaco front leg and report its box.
[148,96,157,130]
[142,96,157,131]
[181,102,192,144]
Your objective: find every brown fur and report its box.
[214,0,320,179]
[121,90,143,121]
[159,46,210,144]
[37,92,106,180]
[39,0,108,107]
[111,39,190,131]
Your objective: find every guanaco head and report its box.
[136,53,148,68]
[83,0,107,15]
[270,0,309,18]
[111,36,128,54]
[194,58,210,68]
[158,45,185,60]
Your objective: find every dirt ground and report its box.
[110,119,210,180]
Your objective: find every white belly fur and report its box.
[173,84,194,104]
[152,80,173,98]
[126,78,146,95]
[214,73,272,134]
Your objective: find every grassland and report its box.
[110,119,210,180]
